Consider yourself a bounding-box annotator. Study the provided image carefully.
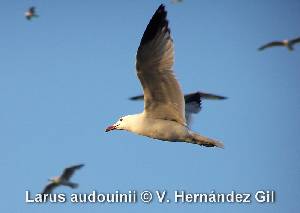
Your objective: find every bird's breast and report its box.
[131,118,189,142]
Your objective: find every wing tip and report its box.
[129,95,143,100]
[198,91,228,100]
[258,47,264,51]
[77,164,85,168]
[140,4,169,46]
[68,164,84,170]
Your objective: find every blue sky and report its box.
[1,0,300,212]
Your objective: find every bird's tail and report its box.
[188,132,224,148]
[67,182,79,189]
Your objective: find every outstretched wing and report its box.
[29,7,35,14]
[194,91,227,100]
[290,37,300,45]
[136,5,186,125]
[129,94,144,101]
[42,182,58,195]
[61,164,84,181]
[258,41,284,51]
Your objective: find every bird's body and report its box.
[258,37,300,51]
[281,40,293,51]
[106,5,223,148]
[117,113,189,141]
[42,164,84,195]
[49,176,78,188]
[108,113,223,147]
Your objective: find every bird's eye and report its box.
[119,118,123,122]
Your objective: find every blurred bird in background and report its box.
[258,37,300,51]
[25,6,39,21]
[42,164,84,195]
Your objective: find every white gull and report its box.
[106,4,223,148]
[42,164,84,195]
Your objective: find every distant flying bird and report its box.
[258,37,300,51]
[129,91,227,126]
[106,5,224,148]
[42,164,84,194]
[25,7,38,20]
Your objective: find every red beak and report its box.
[105,125,116,132]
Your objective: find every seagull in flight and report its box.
[106,5,224,148]
[258,37,300,51]
[42,164,84,194]
[25,6,39,21]
[129,91,227,126]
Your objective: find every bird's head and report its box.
[105,116,126,132]
[105,115,139,132]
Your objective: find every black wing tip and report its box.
[68,164,84,170]
[129,96,139,100]
[140,4,169,46]
[76,164,85,168]
[258,46,264,51]
[185,91,228,102]
[200,92,228,100]
[158,4,165,11]
[258,43,270,51]
[205,94,228,100]
[129,95,144,100]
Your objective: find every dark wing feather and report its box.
[184,92,202,113]
[129,95,144,100]
[29,7,35,14]
[196,91,227,100]
[42,182,58,194]
[182,92,202,127]
[258,41,284,51]
[290,37,300,45]
[136,4,186,125]
[61,164,84,180]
